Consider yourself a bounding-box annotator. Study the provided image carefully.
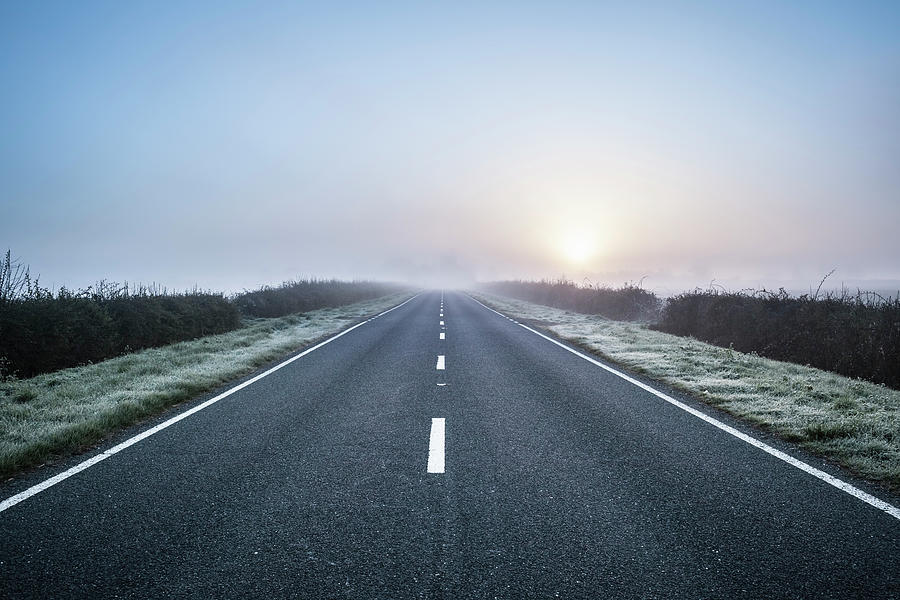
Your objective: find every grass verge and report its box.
[0,293,413,480]
[473,292,900,492]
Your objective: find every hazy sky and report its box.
[2,1,899,293]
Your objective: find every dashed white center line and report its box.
[440,320,444,326]
[439,332,445,340]
[436,355,445,370]
[428,418,445,473]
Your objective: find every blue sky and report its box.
[2,1,898,292]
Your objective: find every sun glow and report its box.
[559,231,597,265]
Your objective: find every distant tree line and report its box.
[0,250,404,379]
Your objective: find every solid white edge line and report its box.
[428,417,446,473]
[0,293,422,515]
[436,355,446,370]
[468,295,900,521]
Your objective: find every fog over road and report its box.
[1,291,898,598]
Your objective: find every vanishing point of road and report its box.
[1,291,898,598]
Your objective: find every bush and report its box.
[481,279,661,322]
[0,253,242,378]
[96,283,242,349]
[653,289,900,389]
[0,250,404,378]
[232,279,403,318]
[1,291,120,376]
[0,281,241,378]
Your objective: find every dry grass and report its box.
[473,292,900,491]
[0,293,412,479]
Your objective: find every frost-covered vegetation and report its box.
[480,279,661,321]
[0,250,411,477]
[653,288,900,389]
[232,279,404,318]
[474,292,900,491]
[485,278,900,390]
[0,293,412,479]
[0,250,404,379]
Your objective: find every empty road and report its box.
[1,291,898,598]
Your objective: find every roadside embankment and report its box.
[0,293,413,480]
[473,292,900,492]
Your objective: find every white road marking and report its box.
[440,320,444,326]
[468,295,900,522]
[437,383,448,387]
[436,355,445,370]
[0,295,423,515]
[440,332,445,340]
[428,418,445,473]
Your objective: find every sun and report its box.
[560,231,596,265]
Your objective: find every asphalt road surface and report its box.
[1,291,898,599]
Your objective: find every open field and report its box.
[0,292,413,480]
[473,292,900,491]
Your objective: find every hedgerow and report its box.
[481,279,661,321]
[0,251,403,378]
[652,289,900,389]
[231,279,404,318]
[0,251,242,378]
